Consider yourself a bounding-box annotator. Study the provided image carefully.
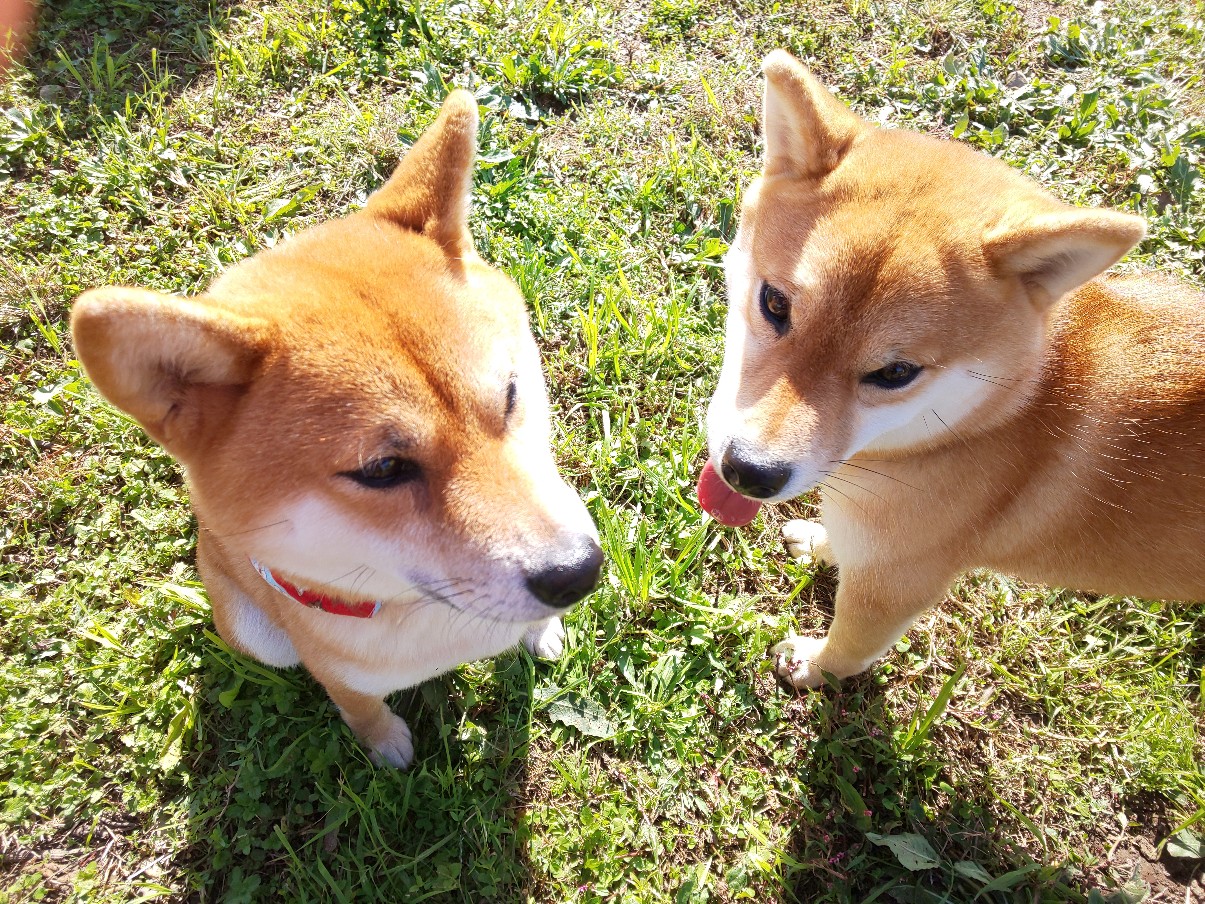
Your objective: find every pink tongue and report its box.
[697,459,763,527]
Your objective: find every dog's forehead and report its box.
[214,216,528,430]
[745,127,1017,286]
[230,217,522,319]
[283,293,519,410]
[748,194,955,313]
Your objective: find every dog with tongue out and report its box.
[698,51,1205,691]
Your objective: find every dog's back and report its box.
[981,277,1205,599]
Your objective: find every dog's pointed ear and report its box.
[761,50,865,180]
[71,287,275,458]
[983,202,1146,307]
[365,89,479,256]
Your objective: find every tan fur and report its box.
[71,92,601,766]
[706,52,1205,688]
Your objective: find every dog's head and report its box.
[706,50,1145,503]
[72,91,601,622]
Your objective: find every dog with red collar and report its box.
[70,92,602,768]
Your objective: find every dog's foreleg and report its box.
[772,565,951,689]
[201,540,300,668]
[523,617,566,660]
[316,677,414,768]
[782,519,835,566]
[211,590,300,668]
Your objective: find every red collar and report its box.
[251,559,381,619]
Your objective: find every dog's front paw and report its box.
[366,712,414,769]
[772,634,831,689]
[782,519,833,566]
[523,617,566,660]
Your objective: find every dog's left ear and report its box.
[761,50,866,180]
[365,89,479,256]
[984,201,1146,307]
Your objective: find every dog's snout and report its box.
[720,440,792,499]
[525,534,604,610]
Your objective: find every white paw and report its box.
[782,519,832,566]
[367,713,414,769]
[523,617,566,660]
[771,634,830,689]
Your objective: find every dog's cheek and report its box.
[242,495,434,601]
[851,369,995,455]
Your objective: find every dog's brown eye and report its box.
[341,457,422,489]
[759,283,790,336]
[862,361,922,389]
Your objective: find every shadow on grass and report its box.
[778,673,1022,904]
[773,603,1203,904]
[26,0,236,128]
[176,642,539,901]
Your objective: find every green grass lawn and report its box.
[2,0,1204,901]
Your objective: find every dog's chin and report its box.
[746,476,821,506]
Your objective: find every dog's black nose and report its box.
[525,534,604,609]
[721,440,792,499]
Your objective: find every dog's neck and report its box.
[250,559,381,619]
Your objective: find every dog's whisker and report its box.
[204,519,292,539]
[930,409,963,443]
[830,460,921,491]
[324,564,371,591]
[817,481,867,514]
[823,473,887,503]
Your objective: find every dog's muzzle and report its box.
[524,534,604,609]
[720,440,793,500]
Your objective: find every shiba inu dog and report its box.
[699,51,1205,689]
[71,91,602,767]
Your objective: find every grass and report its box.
[2,0,1204,901]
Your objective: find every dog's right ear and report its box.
[761,50,865,180]
[365,89,479,257]
[71,288,274,458]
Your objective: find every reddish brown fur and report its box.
[708,52,1204,687]
[71,92,599,765]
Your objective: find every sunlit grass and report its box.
[2,0,1203,901]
